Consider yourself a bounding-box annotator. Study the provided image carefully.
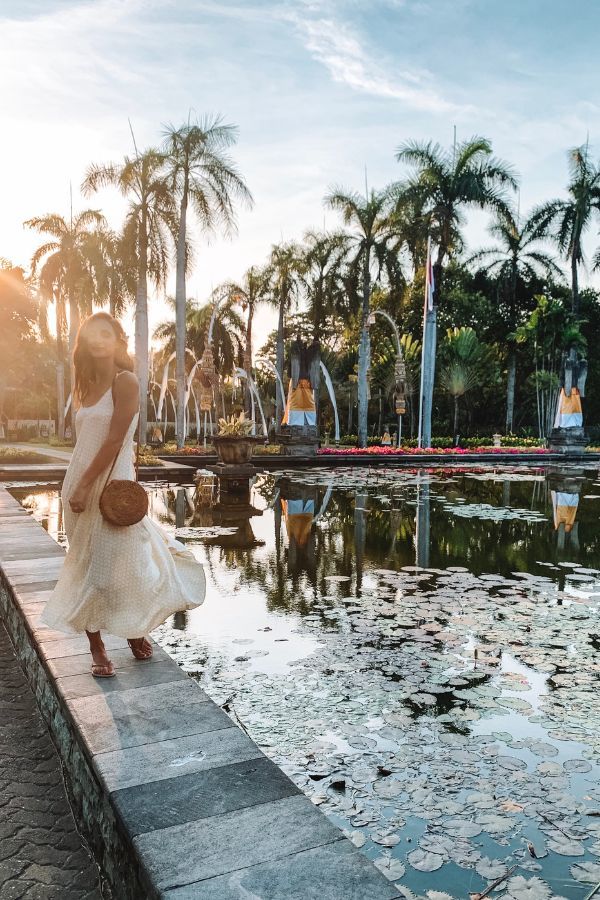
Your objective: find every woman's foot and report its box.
[90,644,115,678]
[87,630,115,678]
[127,637,153,660]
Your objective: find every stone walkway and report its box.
[0,621,104,900]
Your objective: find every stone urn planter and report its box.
[212,435,264,466]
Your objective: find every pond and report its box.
[11,463,600,900]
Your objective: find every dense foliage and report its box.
[3,128,600,444]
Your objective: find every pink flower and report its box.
[317,445,549,457]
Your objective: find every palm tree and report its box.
[299,231,348,426]
[266,242,304,425]
[93,227,137,318]
[25,210,106,438]
[324,188,397,448]
[395,136,517,444]
[83,149,176,441]
[468,208,561,431]
[216,266,271,416]
[163,116,253,447]
[530,143,600,318]
[396,137,517,276]
[439,327,494,444]
[301,231,348,337]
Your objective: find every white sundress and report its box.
[41,385,205,638]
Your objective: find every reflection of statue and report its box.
[550,349,588,453]
[282,338,319,426]
[547,467,584,552]
[279,478,318,580]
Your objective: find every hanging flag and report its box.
[425,235,435,311]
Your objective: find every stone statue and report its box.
[282,337,320,427]
[549,348,588,454]
[278,337,320,456]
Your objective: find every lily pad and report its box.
[504,875,552,900]
[407,848,445,872]
[570,860,600,883]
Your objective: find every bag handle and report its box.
[103,372,142,486]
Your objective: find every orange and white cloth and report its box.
[554,388,583,428]
[282,378,317,426]
[282,498,315,547]
[551,491,579,532]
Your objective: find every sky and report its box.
[1,0,599,345]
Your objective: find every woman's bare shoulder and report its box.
[114,370,139,398]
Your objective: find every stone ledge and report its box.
[0,487,402,900]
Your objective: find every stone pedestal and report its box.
[204,462,262,524]
[276,425,319,457]
[548,426,588,455]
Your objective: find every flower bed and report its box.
[318,445,550,456]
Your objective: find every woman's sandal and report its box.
[91,662,115,678]
[127,638,153,660]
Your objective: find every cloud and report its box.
[283,2,468,114]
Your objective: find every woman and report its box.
[41,312,205,677]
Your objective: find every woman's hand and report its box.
[69,482,91,514]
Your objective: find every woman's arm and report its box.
[69,372,140,513]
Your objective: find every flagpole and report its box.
[417,236,431,448]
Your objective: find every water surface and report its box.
[12,463,600,899]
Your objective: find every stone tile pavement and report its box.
[0,621,104,900]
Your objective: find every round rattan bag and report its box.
[99,419,148,527]
[99,478,148,526]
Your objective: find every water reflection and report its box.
[547,466,585,553]
[10,464,600,899]
[280,477,318,580]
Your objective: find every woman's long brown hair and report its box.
[73,312,134,406]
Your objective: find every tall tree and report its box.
[217,266,271,417]
[439,326,496,444]
[93,227,137,318]
[266,242,304,426]
[154,298,244,378]
[325,188,397,448]
[25,210,106,438]
[468,208,560,431]
[83,149,175,441]
[396,136,516,445]
[530,144,600,318]
[163,116,253,448]
[300,231,348,426]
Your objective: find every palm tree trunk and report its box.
[505,350,516,433]
[571,252,579,318]
[275,294,285,425]
[175,187,188,449]
[453,395,459,445]
[56,363,65,442]
[54,298,66,440]
[357,249,371,449]
[244,305,254,418]
[135,224,149,444]
[68,291,80,441]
